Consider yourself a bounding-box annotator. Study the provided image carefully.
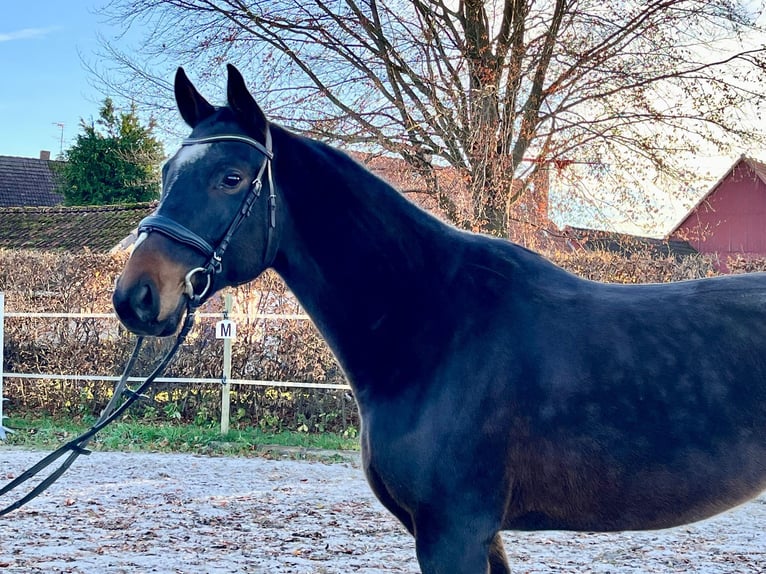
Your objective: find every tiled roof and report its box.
[0,203,156,252]
[0,155,64,207]
[567,226,697,258]
[350,151,557,245]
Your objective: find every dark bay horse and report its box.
[112,65,766,573]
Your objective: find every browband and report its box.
[137,213,215,258]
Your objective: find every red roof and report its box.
[350,151,573,251]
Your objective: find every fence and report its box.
[0,292,351,438]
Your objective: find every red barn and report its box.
[668,155,766,269]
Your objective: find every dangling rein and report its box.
[0,302,197,517]
[0,130,274,517]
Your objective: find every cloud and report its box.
[0,27,58,43]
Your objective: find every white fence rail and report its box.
[0,292,350,438]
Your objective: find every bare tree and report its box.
[95,0,766,238]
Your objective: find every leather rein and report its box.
[0,128,275,517]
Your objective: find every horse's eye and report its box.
[222,173,242,188]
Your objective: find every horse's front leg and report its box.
[414,514,510,574]
[488,533,511,574]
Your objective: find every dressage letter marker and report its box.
[215,319,236,340]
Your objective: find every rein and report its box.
[0,306,196,517]
[0,128,275,517]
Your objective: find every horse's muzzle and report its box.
[112,274,185,337]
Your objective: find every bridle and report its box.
[137,127,277,307]
[0,127,277,516]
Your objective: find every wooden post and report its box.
[220,293,233,435]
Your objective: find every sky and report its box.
[0,1,764,237]
[0,1,126,159]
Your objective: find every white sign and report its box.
[215,319,237,340]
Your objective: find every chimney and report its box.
[39,150,51,161]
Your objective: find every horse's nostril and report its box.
[138,284,152,308]
[113,274,176,337]
[130,279,160,323]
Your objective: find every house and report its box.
[0,203,156,252]
[667,155,766,266]
[0,152,157,252]
[0,152,63,207]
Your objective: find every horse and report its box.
[112,65,766,574]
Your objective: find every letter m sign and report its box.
[215,319,236,340]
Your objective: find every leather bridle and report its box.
[137,128,277,307]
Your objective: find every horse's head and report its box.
[113,65,277,336]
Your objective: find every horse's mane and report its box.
[273,125,464,273]
[269,122,579,299]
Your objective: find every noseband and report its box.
[137,129,277,306]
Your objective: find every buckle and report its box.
[184,267,213,303]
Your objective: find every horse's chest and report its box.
[360,413,438,508]
[358,390,506,514]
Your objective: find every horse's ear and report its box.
[226,64,268,134]
[174,67,215,128]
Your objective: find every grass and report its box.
[2,415,360,462]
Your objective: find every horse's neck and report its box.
[272,135,462,395]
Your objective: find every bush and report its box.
[550,251,719,283]
[727,256,766,274]
[0,250,351,433]
[0,247,726,434]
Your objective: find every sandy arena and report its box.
[1,448,765,573]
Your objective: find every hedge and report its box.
[0,248,757,433]
[0,250,348,433]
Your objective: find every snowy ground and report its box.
[1,448,765,573]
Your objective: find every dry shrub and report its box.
[0,247,727,433]
[0,249,351,433]
[727,256,766,274]
[550,251,719,283]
